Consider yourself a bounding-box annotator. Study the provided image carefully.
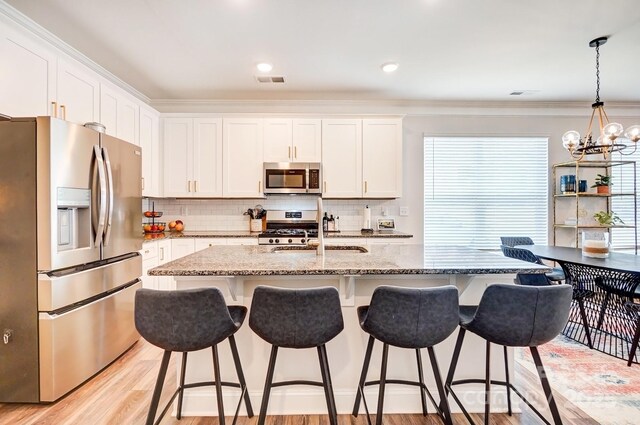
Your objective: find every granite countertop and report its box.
[143,230,412,243]
[148,244,549,276]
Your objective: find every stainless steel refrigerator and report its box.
[0,117,142,403]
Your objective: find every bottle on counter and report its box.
[335,216,340,231]
[328,214,335,231]
[323,212,329,232]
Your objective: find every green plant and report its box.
[592,174,612,188]
[593,210,624,226]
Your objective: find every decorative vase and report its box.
[582,231,610,258]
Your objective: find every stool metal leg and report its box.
[629,315,640,367]
[318,344,339,425]
[444,328,466,395]
[577,298,594,349]
[427,346,453,425]
[352,335,375,416]
[228,334,254,417]
[258,345,278,425]
[530,346,563,425]
[212,345,226,425]
[376,343,389,425]
[146,350,171,425]
[502,346,512,416]
[416,348,428,416]
[176,352,188,419]
[484,341,491,425]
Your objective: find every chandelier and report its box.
[561,36,640,160]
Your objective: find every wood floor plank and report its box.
[0,339,600,425]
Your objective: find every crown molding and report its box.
[150,98,640,117]
[0,0,150,104]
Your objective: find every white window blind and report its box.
[611,151,639,249]
[424,136,549,249]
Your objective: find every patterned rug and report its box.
[517,335,640,425]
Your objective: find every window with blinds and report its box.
[424,136,549,249]
[611,151,639,249]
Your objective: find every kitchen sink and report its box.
[271,245,368,253]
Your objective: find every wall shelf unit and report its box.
[552,160,637,253]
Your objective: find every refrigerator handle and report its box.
[102,147,114,246]
[93,145,107,247]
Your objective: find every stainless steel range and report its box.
[258,210,318,245]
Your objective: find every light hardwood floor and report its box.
[0,340,599,425]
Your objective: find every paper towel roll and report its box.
[363,205,372,230]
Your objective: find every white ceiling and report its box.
[6,0,640,102]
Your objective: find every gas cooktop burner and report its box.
[258,229,318,245]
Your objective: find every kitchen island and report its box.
[148,244,548,417]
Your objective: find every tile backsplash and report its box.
[142,196,402,232]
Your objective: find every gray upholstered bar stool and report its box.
[444,284,572,425]
[135,288,254,425]
[352,285,459,425]
[249,285,344,425]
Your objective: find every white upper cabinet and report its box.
[99,83,139,145]
[56,58,100,125]
[162,117,223,197]
[163,118,192,197]
[321,119,362,198]
[193,118,223,197]
[0,25,56,117]
[140,106,160,197]
[263,118,321,163]
[223,118,264,198]
[362,119,403,198]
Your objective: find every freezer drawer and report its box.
[38,253,141,311]
[38,280,141,402]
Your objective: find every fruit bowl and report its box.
[142,222,166,234]
[143,211,163,218]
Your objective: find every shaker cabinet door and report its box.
[162,118,193,197]
[321,119,362,198]
[223,118,264,198]
[56,58,100,125]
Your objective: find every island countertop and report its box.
[148,244,549,276]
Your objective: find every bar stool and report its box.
[500,236,534,247]
[135,288,254,425]
[352,285,459,425]
[444,283,572,425]
[249,286,344,425]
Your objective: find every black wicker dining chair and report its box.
[625,302,640,367]
[500,236,534,247]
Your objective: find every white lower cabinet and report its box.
[171,239,196,260]
[156,239,173,290]
[195,238,227,251]
[141,243,158,290]
[226,238,258,245]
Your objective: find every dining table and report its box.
[517,245,640,363]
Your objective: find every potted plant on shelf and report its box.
[593,210,624,227]
[592,174,612,194]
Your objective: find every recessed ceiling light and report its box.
[381,62,399,73]
[256,63,273,72]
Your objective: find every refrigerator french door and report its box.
[0,117,142,403]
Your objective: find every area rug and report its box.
[517,335,640,425]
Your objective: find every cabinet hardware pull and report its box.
[258,180,261,192]
[365,181,368,193]
[60,104,66,120]
[324,181,327,192]
[195,180,198,192]
[288,146,291,158]
[51,101,57,118]
[141,177,145,190]
[187,180,191,192]
[294,146,297,158]
[159,247,164,261]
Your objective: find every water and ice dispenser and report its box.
[56,187,91,252]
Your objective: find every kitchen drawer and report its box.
[141,242,158,260]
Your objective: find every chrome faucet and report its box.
[304,198,325,256]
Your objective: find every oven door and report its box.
[264,163,308,194]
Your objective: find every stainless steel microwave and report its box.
[263,162,322,194]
